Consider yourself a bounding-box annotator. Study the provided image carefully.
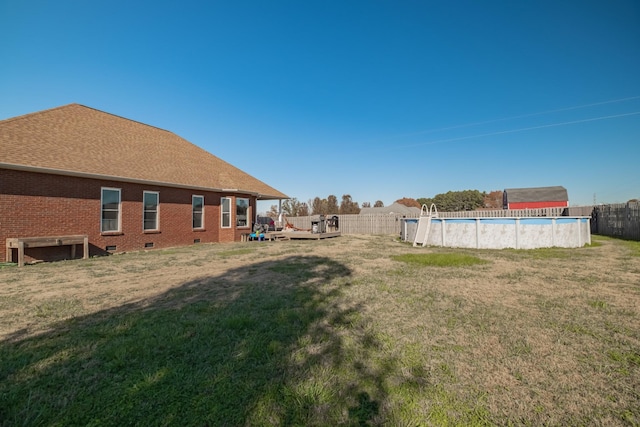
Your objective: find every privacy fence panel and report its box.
[592,203,640,241]
[286,215,413,235]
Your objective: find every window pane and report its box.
[193,197,203,210]
[144,212,157,230]
[193,196,204,229]
[236,198,248,227]
[193,212,203,229]
[144,193,158,210]
[102,189,119,207]
[143,192,159,230]
[102,211,118,232]
[221,197,231,228]
[101,188,120,232]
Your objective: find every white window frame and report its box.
[101,187,121,233]
[192,195,204,229]
[236,198,250,228]
[143,191,159,231]
[221,197,231,228]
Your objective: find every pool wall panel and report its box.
[406,217,591,249]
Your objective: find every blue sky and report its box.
[2,1,639,213]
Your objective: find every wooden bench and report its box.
[6,235,89,267]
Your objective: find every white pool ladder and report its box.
[413,204,438,247]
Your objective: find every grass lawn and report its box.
[0,234,638,426]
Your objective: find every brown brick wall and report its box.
[0,169,256,263]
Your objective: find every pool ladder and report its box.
[413,204,438,247]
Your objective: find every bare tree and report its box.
[267,204,279,218]
[311,197,328,215]
[339,194,360,214]
[484,190,504,209]
[327,195,339,214]
[282,198,304,216]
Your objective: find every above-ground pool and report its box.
[403,216,591,249]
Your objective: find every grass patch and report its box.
[217,248,255,257]
[0,262,18,269]
[1,256,353,426]
[620,239,640,257]
[1,235,638,426]
[391,252,488,267]
[34,298,84,319]
[528,247,573,259]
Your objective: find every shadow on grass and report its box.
[0,255,395,426]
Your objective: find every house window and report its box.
[236,198,249,228]
[101,187,121,232]
[143,191,159,231]
[221,197,231,228]
[193,195,204,229]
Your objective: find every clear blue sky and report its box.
[2,1,639,213]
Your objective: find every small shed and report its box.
[503,186,569,209]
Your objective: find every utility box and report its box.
[311,215,326,233]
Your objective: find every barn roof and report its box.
[0,104,288,199]
[504,186,568,203]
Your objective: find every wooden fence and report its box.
[592,203,640,241]
[284,206,595,236]
[285,214,407,235]
[284,204,640,241]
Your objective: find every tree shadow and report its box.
[348,392,380,426]
[0,255,398,426]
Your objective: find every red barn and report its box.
[503,186,569,210]
[0,104,288,264]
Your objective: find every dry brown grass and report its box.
[1,234,638,425]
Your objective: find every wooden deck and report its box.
[263,231,341,241]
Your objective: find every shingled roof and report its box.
[0,104,288,199]
[359,202,421,215]
[504,186,568,203]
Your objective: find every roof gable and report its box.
[504,186,568,203]
[360,202,421,215]
[0,104,288,199]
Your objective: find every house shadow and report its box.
[0,255,395,426]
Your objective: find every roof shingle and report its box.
[504,186,568,203]
[0,104,288,199]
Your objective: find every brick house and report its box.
[0,104,288,263]
[503,186,569,209]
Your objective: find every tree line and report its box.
[267,190,504,217]
[267,194,368,217]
